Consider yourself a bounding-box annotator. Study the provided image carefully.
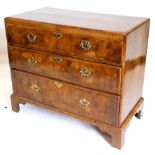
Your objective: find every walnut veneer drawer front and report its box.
[9,46,121,94]
[5,7,150,149]
[6,24,122,65]
[11,69,120,126]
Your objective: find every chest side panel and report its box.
[120,20,150,124]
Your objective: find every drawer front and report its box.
[6,25,122,65]
[11,69,120,126]
[56,33,122,65]
[9,46,121,94]
[6,25,57,50]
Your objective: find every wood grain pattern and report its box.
[6,24,123,65]
[7,7,148,33]
[11,69,120,127]
[120,21,150,124]
[5,7,150,149]
[8,46,121,94]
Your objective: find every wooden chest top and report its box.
[5,7,148,34]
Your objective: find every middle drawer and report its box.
[8,46,121,94]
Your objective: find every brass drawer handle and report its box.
[31,84,40,93]
[54,81,63,88]
[80,40,91,50]
[53,32,62,38]
[27,33,36,43]
[79,98,90,108]
[54,56,62,63]
[80,68,92,77]
[27,57,37,65]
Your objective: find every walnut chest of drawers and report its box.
[5,7,150,149]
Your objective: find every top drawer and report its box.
[6,25,123,65]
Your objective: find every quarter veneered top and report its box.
[7,7,149,34]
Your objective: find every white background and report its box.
[0,0,155,154]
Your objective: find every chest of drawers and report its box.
[5,7,150,149]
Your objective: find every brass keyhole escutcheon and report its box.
[54,81,63,88]
[27,33,36,43]
[54,56,62,63]
[53,32,62,38]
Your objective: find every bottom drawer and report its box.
[11,69,120,126]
